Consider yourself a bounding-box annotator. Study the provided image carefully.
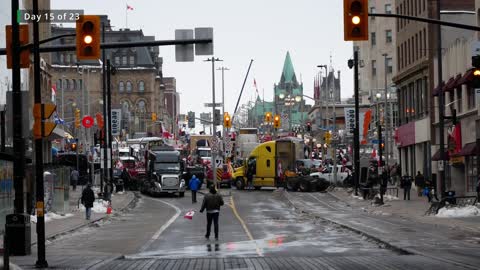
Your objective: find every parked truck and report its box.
[232,137,326,191]
[141,145,186,197]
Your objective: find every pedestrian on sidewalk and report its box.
[415,171,425,197]
[401,175,412,200]
[200,186,224,240]
[476,177,480,202]
[189,175,201,203]
[81,183,95,220]
[70,168,79,191]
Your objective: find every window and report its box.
[371,60,377,76]
[457,87,463,113]
[138,81,145,92]
[59,54,64,64]
[468,85,476,109]
[467,156,477,192]
[72,54,76,64]
[400,43,404,69]
[63,79,67,90]
[122,56,127,66]
[415,34,418,61]
[386,30,392,43]
[423,28,426,58]
[65,79,70,91]
[77,79,82,90]
[371,32,376,46]
[385,4,392,14]
[396,7,400,32]
[126,81,132,92]
[419,31,423,58]
[370,7,376,19]
[119,81,125,92]
[386,57,393,73]
[397,47,400,70]
[66,54,71,64]
[56,79,61,90]
[72,79,76,90]
[407,39,411,65]
[115,56,120,66]
[129,55,135,66]
[423,0,426,12]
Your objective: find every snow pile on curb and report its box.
[79,199,111,213]
[384,195,399,201]
[436,205,480,218]
[351,194,364,200]
[31,212,74,223]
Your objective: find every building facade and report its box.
[393,0,475,184]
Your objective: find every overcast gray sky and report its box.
[52,0,354,116]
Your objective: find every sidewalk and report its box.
[329,187,480,233]
[3,187,136,247]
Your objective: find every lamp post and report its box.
[382,53,389,176]
[317,65,328,129]
[205,57,222,187]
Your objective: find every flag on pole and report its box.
[254,79,259,96]
[126,4,134,10]
[51,84,57,103]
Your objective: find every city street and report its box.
[10,189,479,269]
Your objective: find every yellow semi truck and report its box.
[232,137,307,190]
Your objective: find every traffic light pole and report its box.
[353,51,360,196]
[107,60,114,193]
[33,0,47,266]
[101,23,107,196]
[206,57,221,187]
[436,1,446,199]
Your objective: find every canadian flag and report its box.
[51,84,57,103]
[126,4,134,10]
[184,210,195,220]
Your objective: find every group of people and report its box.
[400,171,438,202]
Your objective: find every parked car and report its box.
[310,165,352,186]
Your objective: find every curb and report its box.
[31,191,140,246]
[279,190,479,270]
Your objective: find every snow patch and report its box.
[436,205,480,218]
[31,212,74,223]
[79,199,111,213]
[352,194,364,200]
[384,195,399,201]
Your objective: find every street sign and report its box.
[175,29,194,62]
[111,109,121,136]
[215,158,223,168]
[438,160,444,171]
[204,103,222,107]
[225,150,231,156]
[195,27,214,56]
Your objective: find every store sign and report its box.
[111,109,121,136]
[450,156,464,165]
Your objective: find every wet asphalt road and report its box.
[11,189,478,269]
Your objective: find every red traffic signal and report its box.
[343,0,369,41]
[76,15,101,60]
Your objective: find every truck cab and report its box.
[141,146,186,197]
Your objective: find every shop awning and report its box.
[457,69,474,85]
[431,149,449,161]
[451,73,464,89]
[432,81,445,96]
[443,77,455,92]
[451,142,477,157]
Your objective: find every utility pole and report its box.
[101,23,107,195]
[218,66,229,160]
[353,51,360,196]
[436,0,446,199]
[33,0,47,266]
[206,57,222,187]
[383,53,389,178]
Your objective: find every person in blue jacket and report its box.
[189,175,201,203]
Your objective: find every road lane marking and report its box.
[229,195,263,257]
[139,199,181,252]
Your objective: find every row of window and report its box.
[370,30,393,46]
[58,53,77,65]
[56,78,83,91]
[397,28,427,71]
[396,0,427,32]
[371,58,393,76]
[114,55,136,67]
[118,81,145,93]
[370,4,392,17]
[398,77,428,125]
[441,84,476,115]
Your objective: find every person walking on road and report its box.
[70,169,79,191]
[81,183,95,220]
[200,186,224,240]
[189,175,201,203]
[415,171,425,197]
[401,175,412,200]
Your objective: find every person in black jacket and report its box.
[81,183,95,220]
[200,186,224,240]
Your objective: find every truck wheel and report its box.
[235,177,245,190]
[254,186,261,190]
[286,180,297,192]
[299,181,311,192]
[179,192,185,197]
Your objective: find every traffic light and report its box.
[151,112,157,122]
[306,122,312,132]
[471,56,480,88]
[71,143,77,151]
[325,131,332,144]
[265,112,272,122]
[95,112,104,129]
[75,109,81,128]
[187,111,195,128]
[343,0,368,41]
[33,103,57,139]
[76,15,101,60]
[273,114,281,129]
[214,109,221,126]
[223,112,232,128]
[6,24,30,69]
